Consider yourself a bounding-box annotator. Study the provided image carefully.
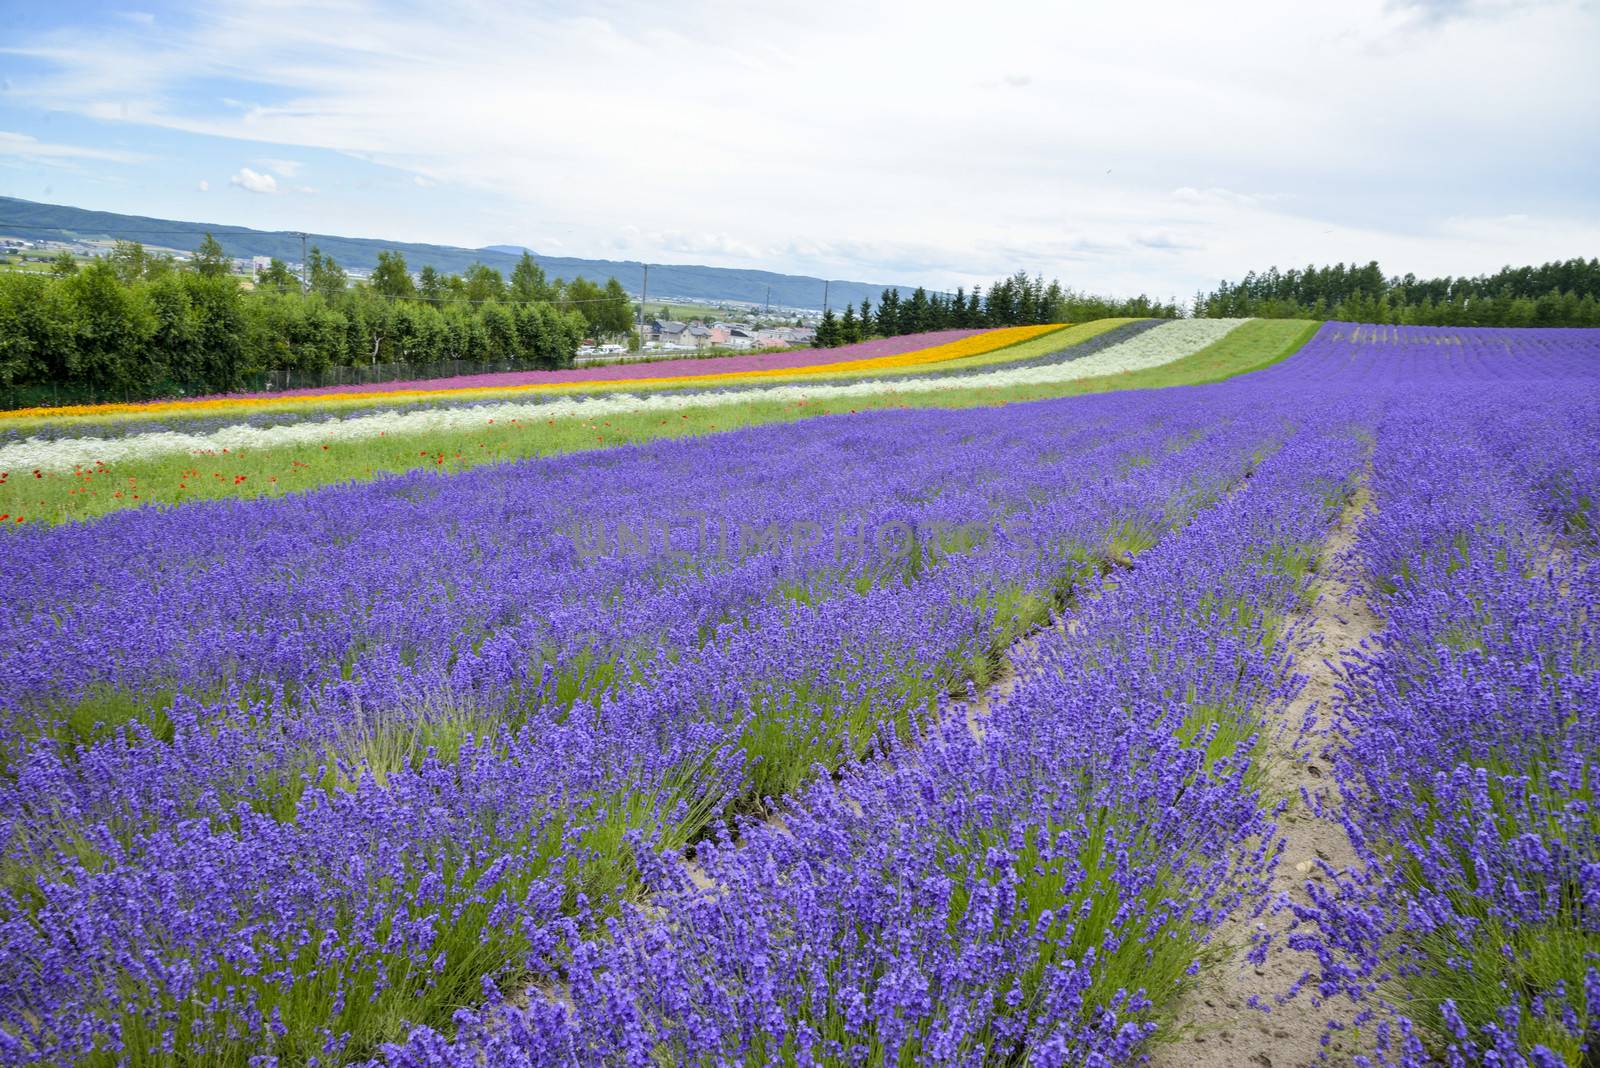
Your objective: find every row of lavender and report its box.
[373,378,1371,1065]
[0,382,1286,1061]
[366,322,1600,1065]
[3,323,1597,1064]
[1295,365,1600,1063]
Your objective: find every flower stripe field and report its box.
[0,325,1061,425]
[0,320,1233,477]
[244,328,998,399]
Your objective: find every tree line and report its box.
[0,237,637,404]
[813,271,1181,347]
[1194,258,1600,326]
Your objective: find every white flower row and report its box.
[1,320,1251,473]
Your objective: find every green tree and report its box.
[184,272,246,390]
[49,251,79,277]
[464,263,506,303]
[902,287,930,333]
[813,307,840,348]
[510,252,550,303]
[191,233,231,278]
[418,265,443,302]
[307,246,347,300]
[109,240,148,283]
[144,252,176,281]
[0,272,74,388]
[562,276,603,325]
[858,298,872,337]
[256,258,297,293]
[595,278,635,339]
[876,289,900,336]
[149,272,206,388]
[839,304,860,344]
[62,261,157,393]
[371,250,416,299]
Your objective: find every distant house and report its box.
[754,326,813,349]
[684,323,730,348]
[640,320,696,350]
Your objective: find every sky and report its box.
[0,0,1596,298]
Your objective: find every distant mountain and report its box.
[0,197,910,310]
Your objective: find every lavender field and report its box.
[2,322,1597,1066]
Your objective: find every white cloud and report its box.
[3,0,1597,295]
[257,157,302,177]
[0,130,146,164]
[228,166,277,194]
[197,178,208,191]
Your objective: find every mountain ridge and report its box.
[0,196,912,310]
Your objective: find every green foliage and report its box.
[813,307,841,348]
[255,257,298,293]
[417,264,442,301]
[509,251,551,303]
[1196,256,1600,327]
[857,272,1179,345]
[108,240,148,284]
[307,245,347,300]
[61,262,157,393]
[463,263,505,303]
[1,245,627,404]
[839,303,861,343]
[191,233,231,279]
[370,250,415,299]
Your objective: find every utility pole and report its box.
[637,263,649,352]
[764,284,770,316]
[823,280,829,314]
[294,232,308,292]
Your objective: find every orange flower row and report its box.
[2,325,1064,422]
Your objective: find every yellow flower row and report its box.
[3,324,1065,422]
[737,324,1062,377]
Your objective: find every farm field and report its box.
[1,321,1597,1067]
[0,318,1301,525]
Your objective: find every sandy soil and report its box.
[1146,487,1379,1068]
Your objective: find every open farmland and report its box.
[1,322,1597,1066]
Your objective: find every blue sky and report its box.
[1,0,1596,296]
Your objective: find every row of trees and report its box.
[1195,258,1600,326]
[0,240,630,403]
[814,271,1181,347]
[261,248,637,342]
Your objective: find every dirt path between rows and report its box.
[1146,486,1379,1068]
